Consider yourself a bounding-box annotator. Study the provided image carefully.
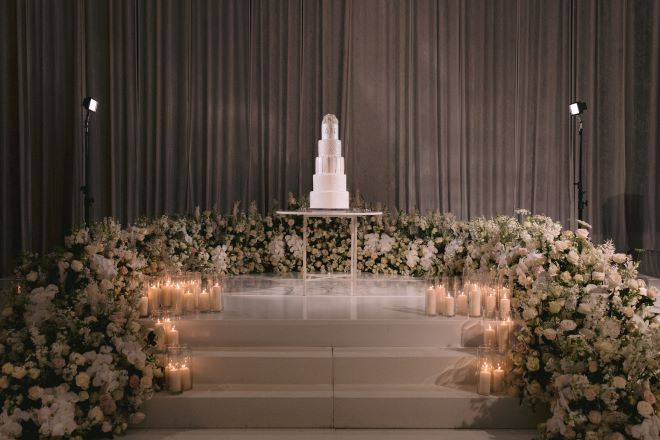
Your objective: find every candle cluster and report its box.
[165,345,193,394]
[477,361,505,395]
[425,276,512,320]
[138,273,224,318]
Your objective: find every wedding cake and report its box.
[310,114,349,209]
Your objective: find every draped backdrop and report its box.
[1,0,659,275]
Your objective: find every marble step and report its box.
[162,317,483,348]
[191,347,478,386]
[140,384,545,429]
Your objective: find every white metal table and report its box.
[275,209,383,283]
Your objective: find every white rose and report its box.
[577,303,592,314]
[548,301,562,314]
[592,271,605,281]
[26,271,38,282]
[576,228,589,239]
[561,271,572,283]
[102,421,112,432]
[637,400,654,418]
[588,410,602,424]
[12,366,26,379]
[622,306,634,318]
[88,406,104,423]
[607,272,622,288]
[75,372,90,389]
[612,253,627,264]
[573,274,584,284]
[543,328,557,341]
[526,357,540,372]
[560,320,577,331]
[0,376,8,389]
[28,385,43,400]
[554,241,569,252]
[567,251,580,265]
[522,307,538,321]
[595,340,614,354]
[588,360,598,373]
[2,362,13,375]
[71,260,84,272]
[612,376,627,389]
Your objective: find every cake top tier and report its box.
[321,114,339,140]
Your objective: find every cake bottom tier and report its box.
[310,190,349,209]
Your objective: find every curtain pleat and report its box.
[1,0,659,275]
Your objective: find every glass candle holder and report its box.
[434,279,447,316]
[166,346,184,394]
[180,345,193,391]
[468,281,482,317]
[497,317,513,352]
[443,289,455,317]
[483,285,497,319]
[498,285,512,320]
[482,319,498,349]
[425,282,437,316]
[477,347,494,395]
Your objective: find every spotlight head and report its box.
[569,101,587,116]
[83,97,98,112]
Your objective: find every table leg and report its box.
[302,216,308,294]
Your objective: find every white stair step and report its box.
[167,317,482,348]
[333,384,548,429]
[192,347,332,385]
[334,347,477,385]
[140,384,545,429]
[140,384,333,428]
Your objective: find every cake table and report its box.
[276,209,383,285]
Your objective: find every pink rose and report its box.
[644,390,656,404]
[515,341,527,353]
[53,357,66,369]
[584,386,598,401]
[99,393,117,415]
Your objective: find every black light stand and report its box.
[569,101,587,222]
[81,97,98,226]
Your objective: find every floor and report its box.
[123,428,537,440]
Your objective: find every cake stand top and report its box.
[276,208,383,218]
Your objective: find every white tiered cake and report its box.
[310,114,349,209]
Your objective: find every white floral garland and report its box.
[1,199,658,439]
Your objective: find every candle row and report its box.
[138,282,223,317]
[153,318,181,350]
[483,319,513,351]
[425,281,511,319]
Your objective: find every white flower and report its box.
[70,260,84,272]
[577,303,592,314]
[26,271,38,282]
[588,410,602,424]
[12,366,26,379]
[543,328,557,340]
[561,271,572,283]
[560,320,577,331]
[522,307,538,321]
[592,271,605,281]
[75,372,90,389]
[576,228,589,239]
[88,406,104,423]
[548,301,561,314]
[637,400,654,418]
[612,376,627,389]
[611,253,627,264]
[567,250,580,265]
[28,385,44,400]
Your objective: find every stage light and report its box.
[569,101,587,116]
[83,97,98,112]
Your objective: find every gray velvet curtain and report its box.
[1,0,658,275]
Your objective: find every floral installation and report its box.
[1,196,658,439]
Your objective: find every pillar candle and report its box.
[485,292,497,318]
[161,284,172,307]
[138,296,149,317]
[425,286,437,316]
[211,284,224,312]
[434,285,446,316]
[167,365,182,393]
[497,319,511,351]
[469,285,482,317]
[492,364,505,394]
[154,320,166,350]
[166,325,179,346]
[198,289,211,312]
[147,285,160,315]
[163,317,173,332]
[456,292,468,316]
[171,284,183,315]
[184,290,196,313]
[444,295,455,317]
[478,363,492,395]
[181,364,192,390]
[484,324,497,348]
[499,294,511,320]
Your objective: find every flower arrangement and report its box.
[1,196,657,439]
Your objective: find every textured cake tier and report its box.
[318,139,341,156]
[310,190,349,209]
[315,156,344,174]
[321,114,339,140]
[313,174,346,192]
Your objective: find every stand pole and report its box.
[575,117,587,222]
[81,112,94,225]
